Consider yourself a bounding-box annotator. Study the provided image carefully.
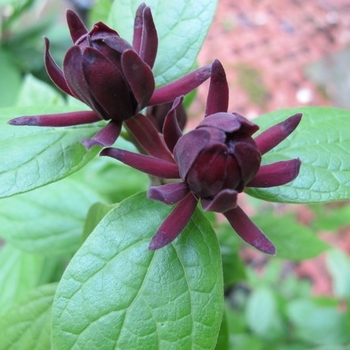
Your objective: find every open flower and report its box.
[101,60,302,254]
[9,3,211,148]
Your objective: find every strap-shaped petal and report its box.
[44,38,74,97]
[8,110,100,127]
[82,120,122,149]
[125,114,174,162]
[149,64,212,106]
[121,49,155,111]
[138,6,158,68]
[163,97,184,152]
[201,189,238,213]
[132,3,147,53]
[100,148,180,179]
[149,192,197,250]
[205,59,229,116]
[66,9,88,43]
[254,113,302,155]
[148,182,189,205]
[247,159,301,188]
[224,206,276,255]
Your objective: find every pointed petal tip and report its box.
[148,231,173,250]
[205,58,228,116]
[8,116,40,126]
[66,9,88,43]
[81,138,104,149]
[255,112,302,155]
[253,239,276,255]
[284,113,302,133]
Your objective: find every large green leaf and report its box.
[0,243,45,316]
[0,177,104,256]
[0,283,57,350]
[247,107,350,203]
[52,192,223,350]
[0,107,101,198]
[109,0,217,86]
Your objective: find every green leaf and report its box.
[287,299,350,345]
[253,214,329,260]
[245,286,285,341]
[82,202,116,241]
[16,74,65,106]
[52,192,223,350]
[0,106,101,198]
[0,243,45,316]
[326,249,350,299]
[70,156,150,203]
[0,177,105,255]
[0,283,57,350]
[0,50,22,107]
[246,107,350,203]
[215,313,229,350]
[109,0,217,86]
[217,223,246,288]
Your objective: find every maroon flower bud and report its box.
[46,4,155,124]
[102,60,302,255]
[174,112,261,198]
[9,4,212,148]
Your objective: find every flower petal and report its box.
[173,128,211,181]
[8,110,100,127]
[121,49,155,110]
[163,97,184,152]
[132,3,147,53]
[83,47,136,120]
[149,192,197,250]
[82,120,121,149]
[66,9,88,43]
[63,46,98,111]
[198,112,259,135]
[138,6,158,68]
[100,148,180,178]
[44,38,74,97]
[232,140,261,190]
[247,159,301,188]
[205,59,229,116]
[148,182,189,205]
[254,113,302,155]
[224,206,276,255]
[125,114,174,162]
[201,189,238,213]
[148,64,212,106]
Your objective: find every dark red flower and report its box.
[146,101,187,132]
[9,4,211,148]
[101,60,302,254]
